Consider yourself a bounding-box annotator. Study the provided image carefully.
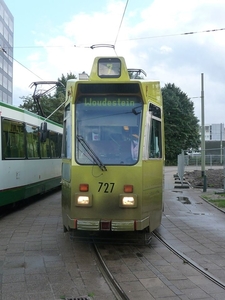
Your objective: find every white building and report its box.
[203,124,225,141]
[0,0,13,104]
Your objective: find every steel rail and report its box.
[92,243,130,300]
[153,231,225,290]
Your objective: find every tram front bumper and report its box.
[67,215,150,231]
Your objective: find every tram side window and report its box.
[56,133,62,158]
[149,119,162,158]
[40,135,50,158]
[62,104,71,159]
[26,124,40,158]
[49,131,62,158]
[2,118,25,159]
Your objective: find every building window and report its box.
[3,92,7,102]
[3,58,8,73]
[0,20,3,35]
[4,11,9,26]
[9,33,13,46]
[0,1,14,105]
[3,26,8,41]
[3,75,7,88]
[8,79,12,92]
[0,4,3,18]
[9,18,13,32]
[8,48,13,62]
[8,95,12,103]
[8,64,12,77]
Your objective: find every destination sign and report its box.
[83,97,136,107]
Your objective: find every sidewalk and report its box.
[158,166,225,287]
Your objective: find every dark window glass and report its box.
[149,119,162,158]
[75,96,143,165]
[2,118,25,159]
[26,124,40,158]
[62,104,71,158]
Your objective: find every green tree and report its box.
[162,83,200,164]
[56,72,75,97]
[19,73,76,124]
[19,95,39,113]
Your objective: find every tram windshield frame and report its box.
[75,95,143,166]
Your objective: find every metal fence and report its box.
[184,147,225,167]
[185,154,224,168]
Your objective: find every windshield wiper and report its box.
[132,105,142,115]
[76,135,107,171]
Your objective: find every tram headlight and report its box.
[123,197,134,205]
[77,196,89,204]
[120,194,137,208]
[75,193,92,207]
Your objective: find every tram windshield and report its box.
[76,96,143,165]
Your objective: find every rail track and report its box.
[91,228,225,300]
[2,182,225,299]
[153,230,225,291]
[93,243,130,300]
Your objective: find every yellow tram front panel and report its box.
[62,162,163,232]
[72,165,141,231]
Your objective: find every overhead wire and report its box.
[113,0,129,54]
[1,0,131,78]
[2,26,224,52]
[124,27,225,41]
[1,47,43,80]
[13,56,44,80]
[1,10,224,84]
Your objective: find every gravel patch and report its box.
[185,169,224,189]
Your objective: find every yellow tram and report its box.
[61,56,164,236]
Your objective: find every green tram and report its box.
[0,102,63,207]
[61,57,164,238]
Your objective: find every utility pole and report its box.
[201,73,206,191]
[220,123,223,165]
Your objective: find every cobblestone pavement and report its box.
[1,167,225,299]
[0,192,116,300]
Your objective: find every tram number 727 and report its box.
[98,182,115,193]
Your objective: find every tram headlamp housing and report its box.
[119,194,137,208]
[75,193,92,207]
[78,196,89,204]
[123,197,134,205]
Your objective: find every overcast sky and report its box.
[5,0,225,125]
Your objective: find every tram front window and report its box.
[76,96,143,165]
